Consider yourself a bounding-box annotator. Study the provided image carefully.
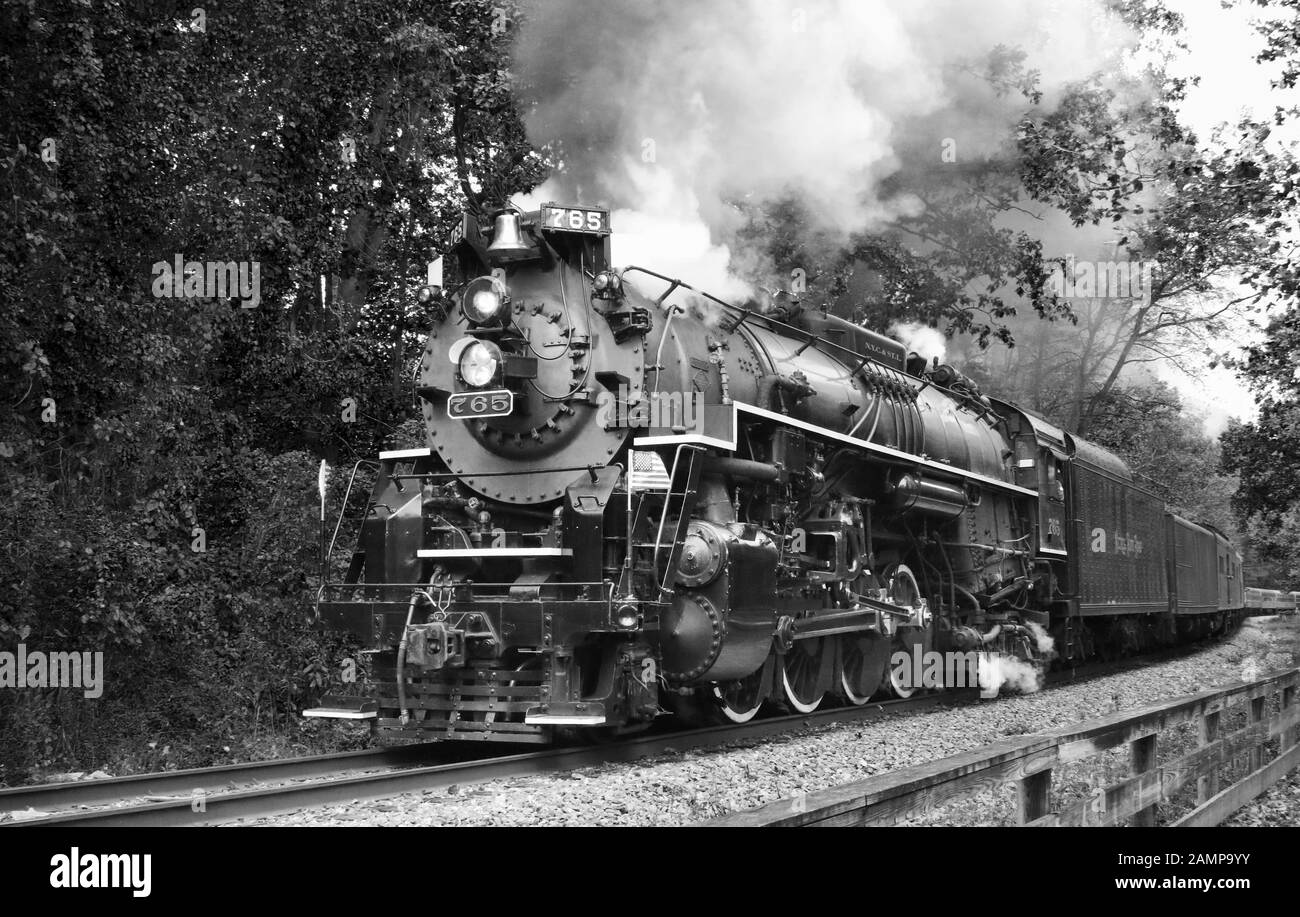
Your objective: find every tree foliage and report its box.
[1207,0,1300,589]
[0,0,539,780]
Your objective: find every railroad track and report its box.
[0,691,966,827]
[0,639,1225,827]
[0,742,474,823]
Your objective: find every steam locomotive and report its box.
[307,203,1245,743]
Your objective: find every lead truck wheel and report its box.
[711,667,766,723]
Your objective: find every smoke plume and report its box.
[511,0,1138,301]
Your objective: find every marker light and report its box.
[458,340,502,388]
[615,604,640,629]
[593,271,623,296]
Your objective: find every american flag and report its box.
[629,450,672,491]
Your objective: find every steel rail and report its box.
[2,640,1227,827]
[3,692,968,827]
[0,742,470,819]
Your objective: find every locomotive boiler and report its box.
[307,203,1243,743]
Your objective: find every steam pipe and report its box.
[940,541,1032,558]
[895,387,910,452]
[396,595,418,722]
[982,577,1029,608]
[396,588,437,721]
[953,583,981,612]
[847,379,884,440]
[703,456,781,482]
[756,373,817,413]
[901,371,920,453]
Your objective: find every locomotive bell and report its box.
[486,210,534,262]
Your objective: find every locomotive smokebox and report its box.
[418,261,641,504]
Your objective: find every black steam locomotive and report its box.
[307,204,1244,743]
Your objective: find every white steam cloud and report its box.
[512,0,1138,300]
[978,652,1044,697]
[1026,621,1057,659]
[978,625,1055,697]
[890,321,948,364]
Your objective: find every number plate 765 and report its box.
[448,389,514,420]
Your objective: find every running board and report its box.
[524,702,606,726]
[302,696,378,720]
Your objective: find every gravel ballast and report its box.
[229,616,1300,827]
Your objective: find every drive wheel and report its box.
[882,659,918,699]
[839,634,888,705]
[781,637,825,713]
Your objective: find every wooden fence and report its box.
[705,667,1300,827]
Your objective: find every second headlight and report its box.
[461,276,507,324]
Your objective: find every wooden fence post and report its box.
[1017,769,1052,824]
[1197,708,1220,805]
[1130,734,1158,826]
[1249,695,1267,772]
[1283,685,1296,751]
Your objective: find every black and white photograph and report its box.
[3,0,1300,896]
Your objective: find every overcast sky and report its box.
[1155,0,1299,435]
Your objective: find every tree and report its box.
[1204,1,1300,588]
[0,0,546,779]
[1086,381,1238,534]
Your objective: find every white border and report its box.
[632,432,735,449]
[379,447,432,460]
[302,709,378,720]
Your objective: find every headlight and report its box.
[461,276,507,324]
[458,340,501,388]
[469,289,501,320]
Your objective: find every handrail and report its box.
[326,460,379,562]
[321,581,613,590]
[652,443,705,596]
[621,263,897,377]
